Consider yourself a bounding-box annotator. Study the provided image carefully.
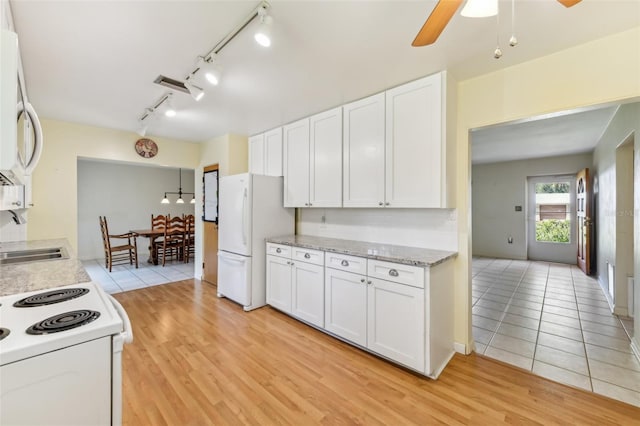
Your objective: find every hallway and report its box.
[472,257,639,407]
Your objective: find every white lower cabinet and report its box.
[324,268,367,346]
[266,242,454,379]
[367,277,424,372]
[266,244,325,327]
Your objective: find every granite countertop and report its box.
[266,235,457,267]
[0,239,91,296]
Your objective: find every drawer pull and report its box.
[276,248,282,254]
[341,260,349,267]
[304,253,311,259]
[367,280,372,285]
[389,269,399,277]
[360,278,365,283]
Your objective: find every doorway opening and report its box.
[527,175,576,264]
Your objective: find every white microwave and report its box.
[1,29,42,202]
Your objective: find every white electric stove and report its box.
[0,281,132,426]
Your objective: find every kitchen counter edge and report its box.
[266,235,457,267]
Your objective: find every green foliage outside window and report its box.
[536,219,570,243]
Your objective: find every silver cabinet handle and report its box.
[367,280,372,285]
[341,259,349,267]
[389,269,399,277]
[276,248,281,253]
[304,203,309,206]
[309,203,312,206]
[12,201,22,206]
[286,261,291,265]
[360,278,365,283]
[385,202,390,206]
[378,202,383,206]
[304,253,311,259]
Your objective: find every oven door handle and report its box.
[108,294,133,345]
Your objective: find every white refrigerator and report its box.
[217,173,294,311]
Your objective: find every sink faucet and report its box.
[8,210,25,225]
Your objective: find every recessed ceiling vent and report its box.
[153,75,189,94]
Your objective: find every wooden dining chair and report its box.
[156,215,186,266]
[183,214,195,263]
[99,216,139,272]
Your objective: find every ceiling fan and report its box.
[412,0,582,47]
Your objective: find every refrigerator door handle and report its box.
[242,187,248,246]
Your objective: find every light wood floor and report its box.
[114,280,640,425]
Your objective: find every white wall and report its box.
[77,160,195,260]
[592,102,640,316]
[472,153,592,261]
[299,208,458,251]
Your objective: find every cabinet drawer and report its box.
[291,247,324,266]
[367,260,424,289]
[325,252,367,275]
[266,243,291,258]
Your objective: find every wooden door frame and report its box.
[202,164,219,285]
[576,168,592,275]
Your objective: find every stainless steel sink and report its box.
[0,247,69,265]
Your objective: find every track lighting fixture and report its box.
[184,77,204,101]
[164,93,176,117]
[136,1,271,132]
[254,6,273,47]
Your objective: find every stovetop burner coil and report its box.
[26,310,101,335]
[14,288,90,308]
[0,327,10,340]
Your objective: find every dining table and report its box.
[130,228,165,265]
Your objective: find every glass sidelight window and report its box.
[534,180,571,243]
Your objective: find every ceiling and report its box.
[7,1,640,146]
[471,105,620,164]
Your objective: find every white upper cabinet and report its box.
[283,118,310,207]
[385,72,444,208]
[343,93,386,208]
[264,128,283,177]
[249,128,283,177]
[248,133,265,175]
[310,107,343,208]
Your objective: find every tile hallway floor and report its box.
[472,257,640,408]
[83,258,195,294]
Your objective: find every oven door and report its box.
[0,337,112,426]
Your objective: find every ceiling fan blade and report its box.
[557,0,582,7]
[412,0,464,47]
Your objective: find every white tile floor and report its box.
[82,258,195,294]
[473,257,640,408]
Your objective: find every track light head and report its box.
[164,93,176,117]
[184,78,204,101]
[255,6,273,47]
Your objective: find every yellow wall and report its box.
[194,133,248,278]
[454,27,640,351]
[29,119,200,252]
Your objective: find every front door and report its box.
[203,164,219,285]
[576,168,592,275]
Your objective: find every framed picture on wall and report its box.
[203,169,218,223]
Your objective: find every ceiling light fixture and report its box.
[198,55,222,86]
[161,168,195,204]
[164,93,176,117]
[461,0,498,18]
[254,6,273,47]
[184,77,204,101]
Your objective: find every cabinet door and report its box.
[283,118,310,207]
[291,261,324,327]
[266,255,292,313]
[324,268,367,346]
[248,134,265,175]
[343,93,385,208]
[264,127,283,177]
[309,107,343,207]
[367,278,425,372]
[385,73,443,208]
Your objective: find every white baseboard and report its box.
[454,341,468,355]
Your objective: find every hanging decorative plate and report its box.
[135,138,158,158]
